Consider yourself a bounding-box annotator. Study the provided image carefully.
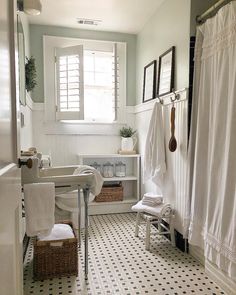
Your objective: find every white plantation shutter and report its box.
[55,45,84,120]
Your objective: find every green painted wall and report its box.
[30,25,137,105]
[136,0,191,104]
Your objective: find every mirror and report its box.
[17,13,26,106]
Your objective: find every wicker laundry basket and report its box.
[95,184,123,202]
[33,222,78,280]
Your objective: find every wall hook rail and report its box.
[158,88,188,106]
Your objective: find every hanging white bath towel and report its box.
[186,2,236,280]
[143,101,166,188]
[24,182,55,237]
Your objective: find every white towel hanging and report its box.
[24,182,55,237]
[143,102,166,188]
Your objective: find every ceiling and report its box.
[27,0,165,34]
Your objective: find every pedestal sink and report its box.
[21,158,94,193]
[21,157,94,279]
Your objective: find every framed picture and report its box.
[142,60,157,103]
[157,46,175,97]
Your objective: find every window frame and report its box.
[43,35,126,126]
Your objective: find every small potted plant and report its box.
[119,126,137,151]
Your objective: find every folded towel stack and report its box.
[141,192,163,207]
[132,201,173,218]
[38,224,74,241]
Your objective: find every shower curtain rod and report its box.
[196,0,234,23]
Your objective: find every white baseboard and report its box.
[189,245,236,295]
[189,244,205,265]
[205,260,236,295]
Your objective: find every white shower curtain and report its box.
[186,2,236,280]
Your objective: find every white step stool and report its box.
[132,201,175,251]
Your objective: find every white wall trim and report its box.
[32,102,44,111]
[126,106,135,113]
[134,88,188,114]
[25,93,44,111]
[134,99,157,114]
[31,103,133,114]
[25,92,34,109]
[30,104,133,135]
[189,245,235,295]
[43,121,125,135]
[205,260,236,295]
[189,245,205,266]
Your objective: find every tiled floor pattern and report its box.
[24,213,224,295]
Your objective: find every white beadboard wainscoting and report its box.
[29,105,135,166]
[162,99,188,234]
[134,95,188,236]
[32,110,121,166]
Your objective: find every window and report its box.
[55,43,118,122]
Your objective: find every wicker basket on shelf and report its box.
[33,222,78,280]
[95,183,123,202]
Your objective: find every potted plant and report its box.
[119,127,137,151]
[25,56,37,92]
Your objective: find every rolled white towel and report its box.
[160,203,172,217]
[132,201,173,218]
[73,165,103,196]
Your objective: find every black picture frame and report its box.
[142,60,157,103]
[157,46,175,97]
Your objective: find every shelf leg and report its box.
[83,187,90,280]
[170,215,176,247]
[135,212,141,237]
[77,186,81,248]
[145,218,151,251]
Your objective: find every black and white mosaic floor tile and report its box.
[24,213,224,295]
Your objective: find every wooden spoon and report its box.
[169,106,177,152]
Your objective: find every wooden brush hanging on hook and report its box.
[169,105,177,152]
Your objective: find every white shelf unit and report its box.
[77,154,141,215]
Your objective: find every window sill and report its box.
[43,121,127,135]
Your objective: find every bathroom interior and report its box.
[0,0,236,294]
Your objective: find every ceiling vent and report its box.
[77,18,102,26]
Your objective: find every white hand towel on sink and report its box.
[73,165,103,196]
[24,183,55,237]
